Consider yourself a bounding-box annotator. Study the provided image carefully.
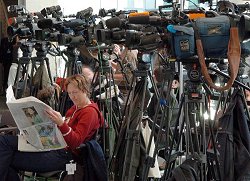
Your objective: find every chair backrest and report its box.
[0,110,16,127]
[0,110,18,135]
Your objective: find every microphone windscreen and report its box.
[8,17,16,25]
[106,17,122,29]
[8,17,25,25]
[128,15,149,24]
[37,19,53,29]
[76,7,93,18]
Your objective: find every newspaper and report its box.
[6,86,67,152]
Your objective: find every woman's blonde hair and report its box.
[65,74,91,97]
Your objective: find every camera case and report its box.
[195,15,230,58]
[172,25,195,60]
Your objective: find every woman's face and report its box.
[67,82,86,107]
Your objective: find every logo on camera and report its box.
[179,39,190,52]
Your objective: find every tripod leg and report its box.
[141,72,174,180]
[109,72,138,176]
[207,117,222,181]
[162,94,185,180]
[122,77,148,181]
[121,72,137,121]
[240,87,250,120]
[45,58,54,85]
[14,63,22,97]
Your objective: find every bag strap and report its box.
[87,104,104,141]
[193,19,241,91]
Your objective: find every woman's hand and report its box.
[45,109,64,126]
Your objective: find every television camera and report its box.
[94,2,250,94]
[41,5,62,18]
[98,8,138,18]
[7,5,36,39]
[35,7,99,46]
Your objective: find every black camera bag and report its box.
[167,155,202,181]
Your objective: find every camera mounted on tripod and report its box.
[20,42,34,57]
[184,63,204,99]
[88,45,115,68]
[36,8,98,46]
[7,5,36,40]
[34,41,51,57]
[41,5,62,18]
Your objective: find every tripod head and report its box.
[20,41,34,57]
[64,45,80,61]
[98,50,112,68]
[88,45,114,68]
[34,41,51,57]
[184,63,204,99]
[137,51,152,72]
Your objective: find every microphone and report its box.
[8,17,26,25]
[129,15,162,25]
[127,24,144,31]
[140,34,162,46]
[104,17,144,31]
[63,14,76,18]
[58,34,85,45]
[128,12,162,25]
[125,30,161,47]
[76,7,93,19]
[46,5,61,14]
[7,5,24,13]
[37,19,54,29]
[98,8,116,17]
[63,19,85,28]
[106,17,122,29]
[41,5,61,16]
[8,14,33,25]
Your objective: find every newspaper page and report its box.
[6,86,67,152]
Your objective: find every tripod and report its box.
[63,46,83,77]
[208,66,250,120]
[13,42,33,98]
[110,51,164,181]
[89,46,122,167]
[14,41,54,98]
[29,42,53,96]
[162,63,221,181]
[210,63,250,180]
[141,59,177,181]
[58,45,83,115]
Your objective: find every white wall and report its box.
[57,0,156,15]
[19,0,158,15]
[22,0,59,12]
[57,0,127,15]
[58,0,101,15]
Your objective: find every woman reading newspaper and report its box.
[0,74,104,180]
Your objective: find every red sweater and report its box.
[58,102,103,153]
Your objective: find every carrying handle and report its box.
[194,22,241,91]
